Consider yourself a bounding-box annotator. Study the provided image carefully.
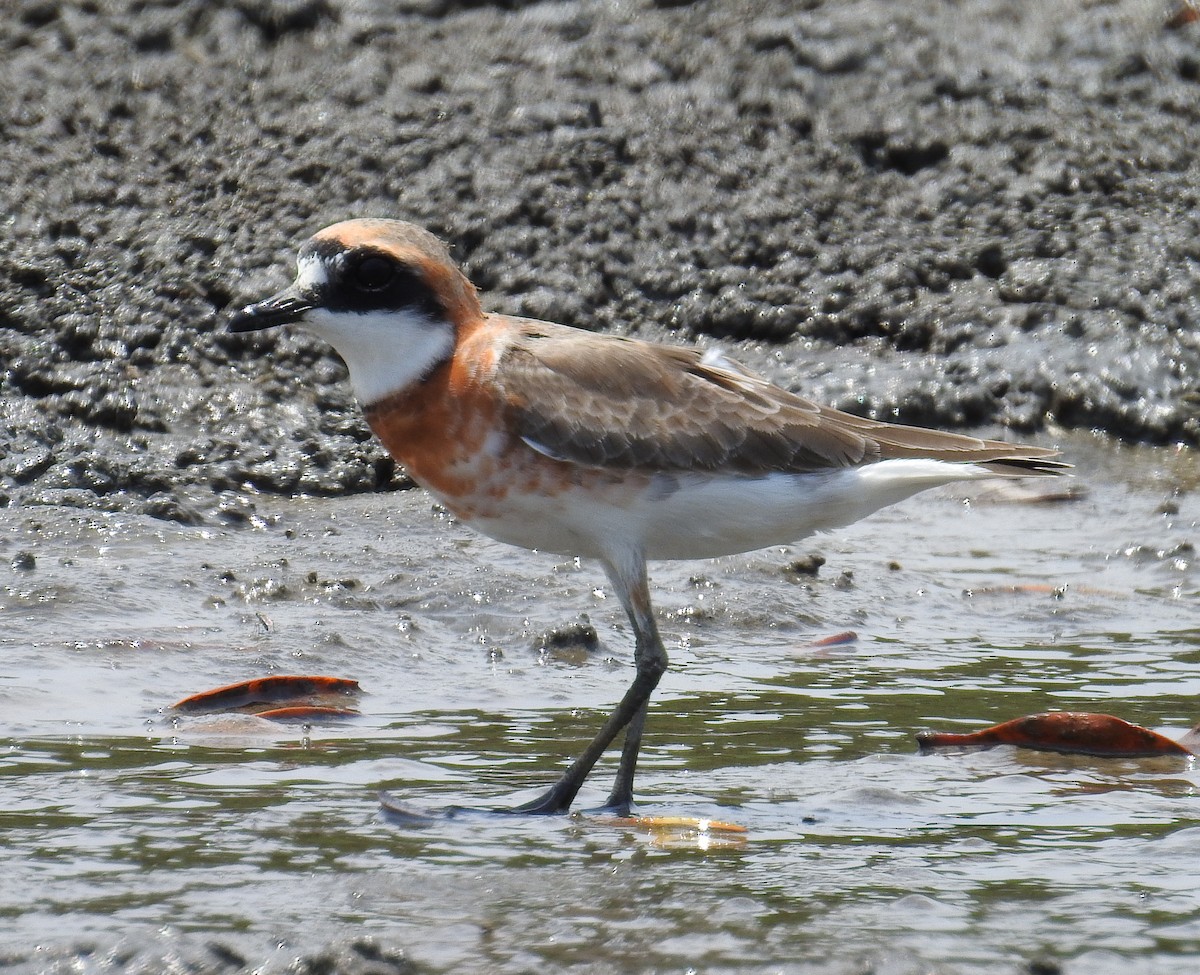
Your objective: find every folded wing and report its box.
[493,318,1066,477]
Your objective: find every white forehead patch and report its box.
[295,253,330,292]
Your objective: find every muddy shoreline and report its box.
[2,0,1199,525]
[2,2,1199,973]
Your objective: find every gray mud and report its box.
[2,2,1200,973]
[2,0,1200,521]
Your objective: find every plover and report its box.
[229,218,1066,815]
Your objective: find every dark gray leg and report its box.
[507,550,666,815]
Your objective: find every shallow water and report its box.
[2,434,1199,974]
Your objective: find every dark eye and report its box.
[348,255,396,292]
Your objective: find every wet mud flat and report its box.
[1,0,1199,526]
[3,436,1200,974]
[2,0,1200,972]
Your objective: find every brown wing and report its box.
[492,318,1066,476]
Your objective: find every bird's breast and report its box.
[363,352,588,524]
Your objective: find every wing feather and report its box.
[493,318,1065,476]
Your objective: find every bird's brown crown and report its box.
[306,218,484,325]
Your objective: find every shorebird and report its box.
[228,218,1066,815]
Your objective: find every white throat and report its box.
[302,307,454,406]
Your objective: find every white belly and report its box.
[459,458,1003,563]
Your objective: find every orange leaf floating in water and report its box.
[808,630,858,649]
[172,675,361,714]
[961,583,1120,600]
[597,814,749,850]
[607,815,747,834]
[256,705,361,722]
[917,712,1194,758]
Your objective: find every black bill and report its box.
[228,286,314,333]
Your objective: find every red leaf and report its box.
[917,712,1193,758]
[172,675,361,714]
